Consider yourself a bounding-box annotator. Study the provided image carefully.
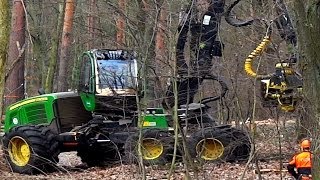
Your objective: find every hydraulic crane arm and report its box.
[225,0,257,27]
[163,0,226,109]
[226,0,297,51]
[164,0,267,109]
[274,0,297,48]
[164,0,300,111]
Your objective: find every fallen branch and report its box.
[256,169,288,173]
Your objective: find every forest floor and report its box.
[0,119,299,180]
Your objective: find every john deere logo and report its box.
[12,118,18,125]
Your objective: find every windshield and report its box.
[97,60,136,89]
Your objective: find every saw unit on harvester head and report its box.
[1,0,301,174]
[227,0,303,112]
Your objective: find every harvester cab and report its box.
[79,49,138,112]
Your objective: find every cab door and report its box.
[78,52,96,111]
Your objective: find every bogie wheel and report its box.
[2,125,60,174]
[196,138,225,160]
[77,142,121,167]
[226,128,251,162]
[189,127,232,162]
[75,120,122,167]
[124,129,174,165]
[189,127,251,162]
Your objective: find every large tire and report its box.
[124,129,174,165]
[188,126,250,162]
[2,125,60,174]
[189,127,232,162]
[77,141,121,167]
[226,128,251,162]
[75,118,122,167]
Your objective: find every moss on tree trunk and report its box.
[45,2,65,93]
[292,0,320,178]
[0,1,10,116]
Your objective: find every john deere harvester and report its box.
[2,0,302,174]
[2,49,251,174]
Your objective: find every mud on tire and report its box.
[2,125,60,174]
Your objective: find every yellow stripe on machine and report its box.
[9,97,48,110]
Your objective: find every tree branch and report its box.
[5,41,25,81]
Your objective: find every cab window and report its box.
[79,55,93,92]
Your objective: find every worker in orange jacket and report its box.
[287,139,312,180]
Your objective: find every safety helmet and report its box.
[300,139,311,150]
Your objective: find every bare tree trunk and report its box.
[87,0,96,49]
[131,1,153,178]
[45,1,65,93]
[0,0,10,117]
[4,0,26,108]
[116,0,126,48]
[57,0,76,92]
[154,1,167,105]
[292,0,320,178]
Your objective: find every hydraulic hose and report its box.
[244,36,274,79]
[198,75,228,105]
[225,0,257,27]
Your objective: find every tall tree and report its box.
[154,1,167,104]
[87,0,96,49]
[292,0,320,178]
[0,0,10,116]
[45,1,65,93]
[4,0,26,108]
[57,0,76,92]
[116,0,126,47]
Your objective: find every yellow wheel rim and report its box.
[196,138,224,160]
[141,138,163,160]
[8,136,31,166]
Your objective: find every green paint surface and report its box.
[4,94,57,132]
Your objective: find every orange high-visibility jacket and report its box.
[289,151,312,168]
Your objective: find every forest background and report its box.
[0,0,320,179]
